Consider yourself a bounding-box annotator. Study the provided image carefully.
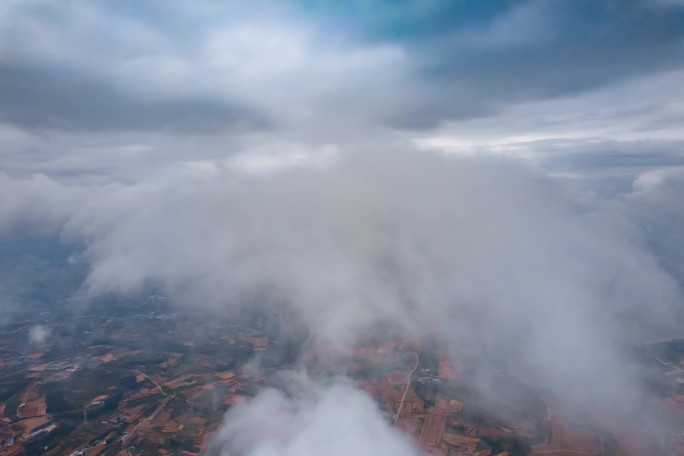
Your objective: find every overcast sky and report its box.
[1,0,683,185]
[2,2,684,454]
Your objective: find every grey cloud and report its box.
[52,152,682,413]
[533,139,684,174]
[0,64,271,133]
[0,0,412,163]
[0,171,95,237]
[3,147,684,446]
[307,0,684,128]
[4,0,682,137]
[624,167,684,285]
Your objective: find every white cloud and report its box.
[0,0,409,135]
[414,69,684,159]
[0,172,95,236]
[28,324,50,344]
[207,374,418,456]
[47,152,680,412]
[624,167,684,283]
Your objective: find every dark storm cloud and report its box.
[0,64,271,133]
[533,139,684,173]
[300,0,684,127]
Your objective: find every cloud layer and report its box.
[3,152,680,412]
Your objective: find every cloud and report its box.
[415,68,684,150]
[0,0,408,137]
[2,138,683,448]
[28,324,51,344]
[0,171,95,237]
[3,0,682,138]
[50,152,680,413]
[207,373,418,456]
[299,0,684,128]
[1,0,682,192]
[624,167,684,283]
[0,64,270,133]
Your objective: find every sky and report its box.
[2,1,684,455]
[1,0,683,186]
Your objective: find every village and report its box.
[1,295,684,455]
[0,296,274,456]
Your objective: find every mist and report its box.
[7,151,683,447]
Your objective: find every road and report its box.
[132,369,168,395]
[533,451,599,455]
[649,355,684,373]
[122,395,173,446]
[394,350,419,426]
[121,369,174,448]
